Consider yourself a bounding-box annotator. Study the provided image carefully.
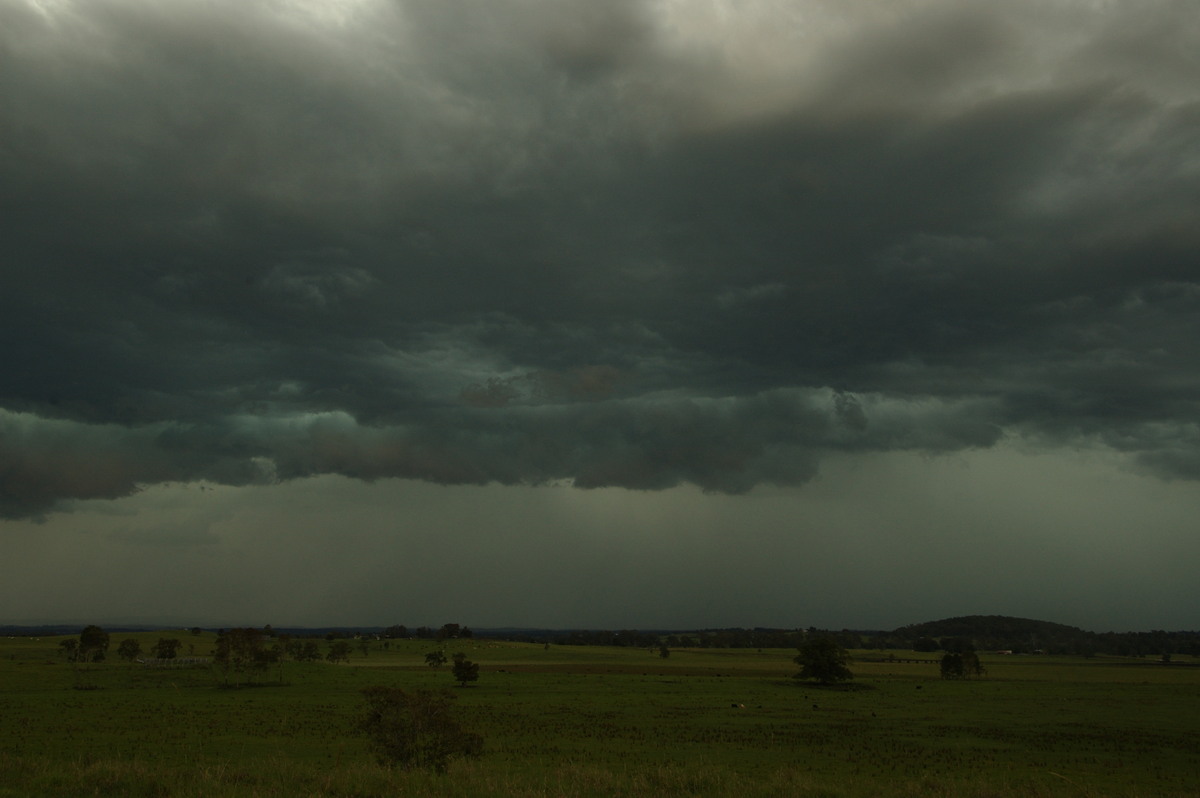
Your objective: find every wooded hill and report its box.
[888,615,1200,657]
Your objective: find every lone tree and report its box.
[117,639,142,663]
[793,636,854,684]
[78,625,110,663]
[153,638,181,660]
[940,640,986,679]
[359,686,483,772]
[425,650,447,668]
[451,652,479,687]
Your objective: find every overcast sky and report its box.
[2,0,1198,633]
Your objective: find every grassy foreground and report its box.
[1,633,1198,797]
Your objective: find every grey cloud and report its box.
[1,0,1198,517]
[261,257,376,311]
[0,410,275,520]
[105,521,221,549]
[460,365,626,408]
[1,385,1004,518]
[403,0,653,81]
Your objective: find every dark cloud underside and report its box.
[1,0,1198,518]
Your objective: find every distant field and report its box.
[1,633,1198,797]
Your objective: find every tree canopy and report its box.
[793,636,854,684]
[117,639,142,662]
[78,625,110,662]
[940,642,987,680]
[451,652,479,687]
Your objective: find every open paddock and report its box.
[1,635,1197,797]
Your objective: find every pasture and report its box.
[1,632,1197,797]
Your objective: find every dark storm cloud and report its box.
[1,0,1197,518]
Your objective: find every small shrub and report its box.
[358,686,483,772]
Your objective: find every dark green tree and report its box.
[79,625,110,663]
[940,648,986,680]
[451,652,479,687]
[213,628,275,686]
[358,687,482,772]
[153,638,181,660]
[658,644,671,659]
[117,639,142,663]
[793,636,854,684]
[425,649,447,668]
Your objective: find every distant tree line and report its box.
[547,618,1200,659]
[358,623,474,641]
[549,628,814,649]
[40,616,1200,660]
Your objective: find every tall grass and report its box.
[8,753,1171,798]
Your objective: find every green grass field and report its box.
[1,633,1197,797]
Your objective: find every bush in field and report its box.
[358,687,483,772]
[451,652,479,687]
[793,636,853,684]
[425,649,447,667]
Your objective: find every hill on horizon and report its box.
[889,614,1200,657]
[895,614,1087,638]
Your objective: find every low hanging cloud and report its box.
[1,0,1198,519]
[1,387,1005,519]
